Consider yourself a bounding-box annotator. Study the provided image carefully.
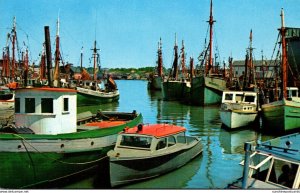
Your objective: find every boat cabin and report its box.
[240,133,300,189]
[114,124,188,152]
[14,87,77,135]
[222,91,257,105]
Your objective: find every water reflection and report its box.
[64,80,278,189]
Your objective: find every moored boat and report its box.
[162,38,190,101]
[220,90,259,129]
[0,87,142,189]
[76,40,119,106]
[148,38,164,90]
[185,0,226,106]
[228,133,300,189]
[261,9,300,134]
[76,79,119,106]
[107,123,202,187]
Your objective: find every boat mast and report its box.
[180,40,187,79]
[40,44,46,80]
[92,40,99,81]
[80,46,83,71]
[53,16,61,87]
[249,29,256,88]
[157,38,163,77]
[23,48,29,87]
[189,57,195,82]
[207,0,215,76]
[172,34,178,79]
[280,8,287,99]
[11,17,17,81]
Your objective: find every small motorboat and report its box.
[107,123,203,187]
[228,133,300,189]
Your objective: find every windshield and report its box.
[120,135,152,149]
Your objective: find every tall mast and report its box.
[80,46,83,71]
[207,0,215,75]
[40,44,46,80]
[11,17,17,81]
[157,38,163,77]
[249,29,256,86]
[189,57,195,82]
[92,40,99,81]
[53,16,61,87]
[23,48,29,87]
[172,33,178,79]
[280,8,287,99]
[180,40,186,78]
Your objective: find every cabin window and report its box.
[120,135,152,148]
[63,98,69,112]
[268,159,297,188]
[41,98,53,113]
[243,153,271,181]
[15,98,20,113]
[156,138,167,150]
[244,95,255,103]
[225,94,233,101]
[235,94,243,102]
[177,132,187,144]
[25,98,35,113]
[168,136,176,147]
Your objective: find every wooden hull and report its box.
[109,137,202,187]
[148,76,162,90]
[187,76,226,106]
[220,109,258,129]
[162,80,190,101]
[0,113,143,188]
[76,87,119,106]
[261,99,300,134]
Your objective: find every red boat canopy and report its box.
[123,124,186,138]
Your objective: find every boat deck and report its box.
[257,133,300,162]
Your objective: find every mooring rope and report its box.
[12,133,109,165]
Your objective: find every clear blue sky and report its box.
[0,0,299,69]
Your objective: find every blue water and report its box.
[73,80,275,189]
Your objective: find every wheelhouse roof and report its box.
[123,124,186,138]
[256,133,300,163]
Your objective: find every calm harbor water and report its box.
[71,80,275,189]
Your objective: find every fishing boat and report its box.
[148,38,164,90]
[186,0,227,106]
[76,40,119,106]
[220,91,259,129]
[107,123,202,187]
[228,132,300,189]
[261,9,300,134]
[162,37,190,101]
[0,86,14,111]
[0,87,142,189]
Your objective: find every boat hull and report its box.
[76,87,119,106]
[148,76,162,90]
[187,76,226,106]
[220,110,258,129]
[109,137,202,187]
[162,80,190,101]
[261,99,300,134]
[0,113,142,188]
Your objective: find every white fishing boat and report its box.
[228,133,300,189]
[0,86,14,111]
[220,91,259,129]
[107,123,202,187]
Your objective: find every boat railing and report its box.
[260,144,299,153]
